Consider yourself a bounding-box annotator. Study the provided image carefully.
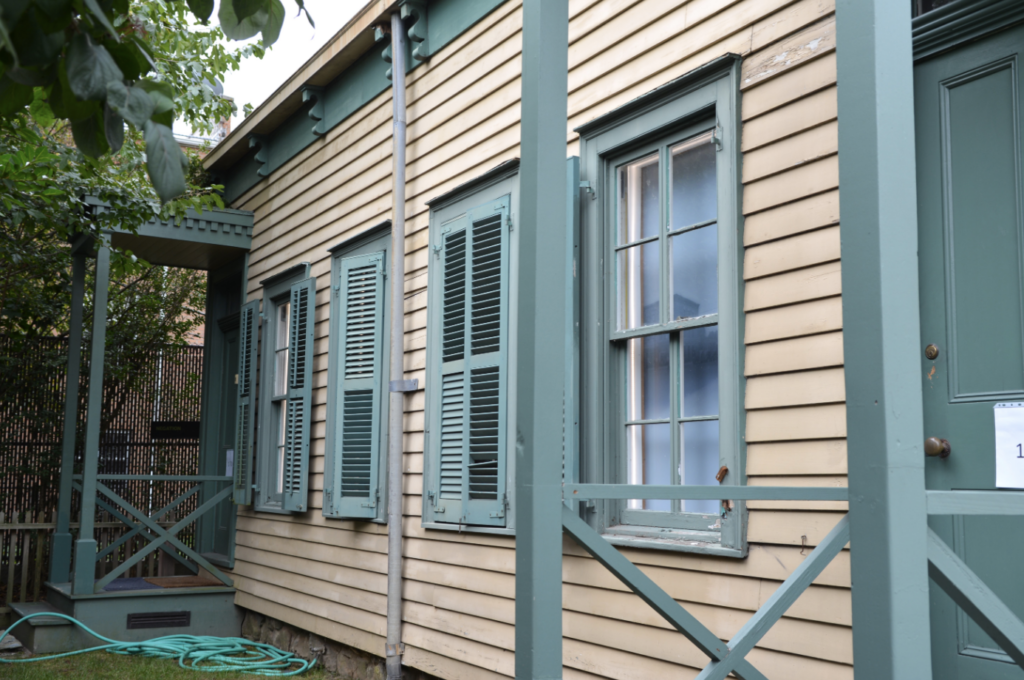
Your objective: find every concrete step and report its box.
[7,601,92,655]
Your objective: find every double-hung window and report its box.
[233,263,315,514]
[577,56,745,555]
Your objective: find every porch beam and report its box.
[561,507,769,680]
[927,528,1024,667]
[515,0,570,678]
[72,244,111,596]
[50,249,87,583]
[835,0,933,677]
[564,484,848,502]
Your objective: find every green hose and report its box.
[0,612,316,676]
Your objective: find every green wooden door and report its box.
[213,326,239,558]
[916,22,1024,679]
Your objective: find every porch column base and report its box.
[50,533,73,584]
[71,539,97,595]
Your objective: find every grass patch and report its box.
[0,649,329,679]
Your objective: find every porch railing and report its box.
[561,484,1024,679]
[68,474,234,594]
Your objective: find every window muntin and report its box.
[614,127,722,521]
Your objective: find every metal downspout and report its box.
[386,10,408,680]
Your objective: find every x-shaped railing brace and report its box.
[562,506,850,680]
[81,482,234,593]
[72,480,199,576]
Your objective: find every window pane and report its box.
[276,401,288,495]
[626,334,671,421]
[617,154,660,245]
[671,132,716,229]
[626,423,672,512]
[680,420,719,514]
[275,348,288,395]
[671,226,717,319]
[681,326,718,418]
[276,301,291,349]
[618,241,660,329]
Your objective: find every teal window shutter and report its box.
[431,196,511,526]
[234,299,260,505]
[282,277,316,512]
[329,252,386,519]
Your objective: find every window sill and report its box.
[421,520,514,537]
[602,524,746,558]
[252,503,291,515]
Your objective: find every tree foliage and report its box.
[0,0,309,202]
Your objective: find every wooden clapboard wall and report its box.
[227,0,848,677]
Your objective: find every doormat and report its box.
[143,576,224,588]
[103,577,162,592]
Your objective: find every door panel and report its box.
[916,22,1024,680]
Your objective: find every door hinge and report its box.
[489,493,508,519]
[579,180,596,199]
[506,213,514,231]
[324,488,332,508]
[433,243,443,259]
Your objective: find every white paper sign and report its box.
[995,403,1024,488]
[225,449,234,477]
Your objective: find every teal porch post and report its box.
[72,243,111,595]
[50,243,89,583]
[515,0,569,678]
[835,1,933,677]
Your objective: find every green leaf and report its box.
[128,35,156,75]
[33,0,73,33]
[136,79,175,113]
[66,33,123,102]
[106,81,154,129]
[186,0,214,23]
[10,10,63,67]
[0,74,31,114]
[82,0,118,41]
[54,61,98,120]
[144,120,186,203]
[104,41,141,82]
[103,102,123,153]
[71,113,109,158]
[0,12,19,67]
[6,64,55,87]
[218,0,266,41]
[261,0,285,45]
[231,0,266,21]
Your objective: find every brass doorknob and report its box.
[925,437,951,458]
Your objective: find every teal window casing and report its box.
[323,222,393,522]
[576,55,747,556]
[254,262,315,514]
[422,161,519,534]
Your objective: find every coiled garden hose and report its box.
[0,612,316,676]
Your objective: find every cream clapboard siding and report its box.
[226,0,848,677]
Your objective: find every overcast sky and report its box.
[176,0,365,137]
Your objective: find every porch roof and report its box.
[84,196,253,270]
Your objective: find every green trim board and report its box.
[421,165,519,533]
[219,0,510,205]
[835,0,934,677]
[576,54,746,556]
[913,0,1024,61]
[324,225,393,522]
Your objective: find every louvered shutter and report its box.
[431,196,510,526]
[233,299,260,505]
[282,277,316,512]
[328,252,386,518]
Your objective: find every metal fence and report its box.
[0,337,204,619]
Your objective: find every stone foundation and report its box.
[241,609,440,680]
